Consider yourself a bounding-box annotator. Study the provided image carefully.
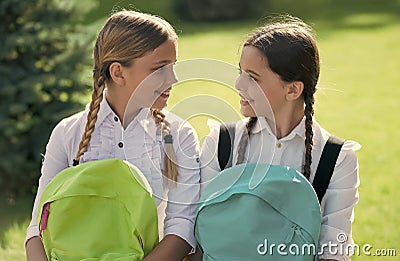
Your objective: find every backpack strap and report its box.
[218,122,236,170]
[312,135,345,203]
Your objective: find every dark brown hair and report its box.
[241,15,320,179]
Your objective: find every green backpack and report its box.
[37,158,159,261]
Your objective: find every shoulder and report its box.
[312,120,361,178]
[204,118,247,140]
[313,119,361,151]
[42,109,86,168]
[48,110,86,151]
[201,118,246,155]
[57,110,87,133]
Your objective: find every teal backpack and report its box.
[37,158,159,261]
[194,124,344,260]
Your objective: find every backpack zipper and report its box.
[284,225,310,244]
[138,235,144,249]
[40,202,50,236]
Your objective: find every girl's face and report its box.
[236,45,288,119]
[123,39,178,110]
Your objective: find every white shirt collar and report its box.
[86,96,158,141]
[251,117,306,141]
[82,95,114,130]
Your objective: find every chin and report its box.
[152,104,167,110]
[151,98,168,110]
[240,107,256,118]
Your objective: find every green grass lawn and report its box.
[1,0,399,260]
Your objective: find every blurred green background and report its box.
[1,0,399,260]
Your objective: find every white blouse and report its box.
[26,98,201,250]
[200,117,360,261]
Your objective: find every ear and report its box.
[285,81,304,101]
[109,62,125,86]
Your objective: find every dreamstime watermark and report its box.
[257,232,397,257]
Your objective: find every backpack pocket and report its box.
[50,248,142,261]
[203,254,247,261]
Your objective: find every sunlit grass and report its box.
[0,221,29,261]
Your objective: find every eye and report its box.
[157,65,166,71]
[152,64,167,72]
[154,62,176,72]
[238,68,256,82]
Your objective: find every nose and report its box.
[235,73,247,92]
[165,63,178,86]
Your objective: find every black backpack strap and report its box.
[217,122,236,170]
[312,135,345,203]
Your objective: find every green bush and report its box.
[0,0,92,197]
[173,0,270,22]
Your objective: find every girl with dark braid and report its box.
[26,10,200,261]
[200,16,360,261]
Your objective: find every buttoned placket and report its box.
[272,138,285,165]
[113,115,126,160]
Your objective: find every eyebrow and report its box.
[154,59,177,65]
[238,63,261,77]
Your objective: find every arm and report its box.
[25,122,70,259]
[157,118,201,257]
[318,146,360,261]
[199,119,222,192]
[143,235,191,261]
[185,247,203,261]
[25,236,47,261]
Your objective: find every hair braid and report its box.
[303,92,315,180]
[151,109,179,182]
[72,11,178,166]
[73,68,106,165]
[236,117,258,164]
[244,16,319,179]
[246,117,258,133]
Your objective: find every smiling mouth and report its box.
[240,98,250,106]
[239,94,252,105]
[157,88,171,99]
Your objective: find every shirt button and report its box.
[277,143,282,148]
[118,142,124,148]
[114,116,119,122]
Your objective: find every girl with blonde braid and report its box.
[26,10,200,261]
[200,16,360,261]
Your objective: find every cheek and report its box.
[249,82,268,103]
[143,71,165,89]
[249,83,276,118]
[133,71,163,96]
[126,72,147,94]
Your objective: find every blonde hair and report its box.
[73,10,179,181]
[152,109,179,182]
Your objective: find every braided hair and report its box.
[152,109,179,182]
[236,117,258,164]
[242,16,320,179]
[73,10,178,165]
